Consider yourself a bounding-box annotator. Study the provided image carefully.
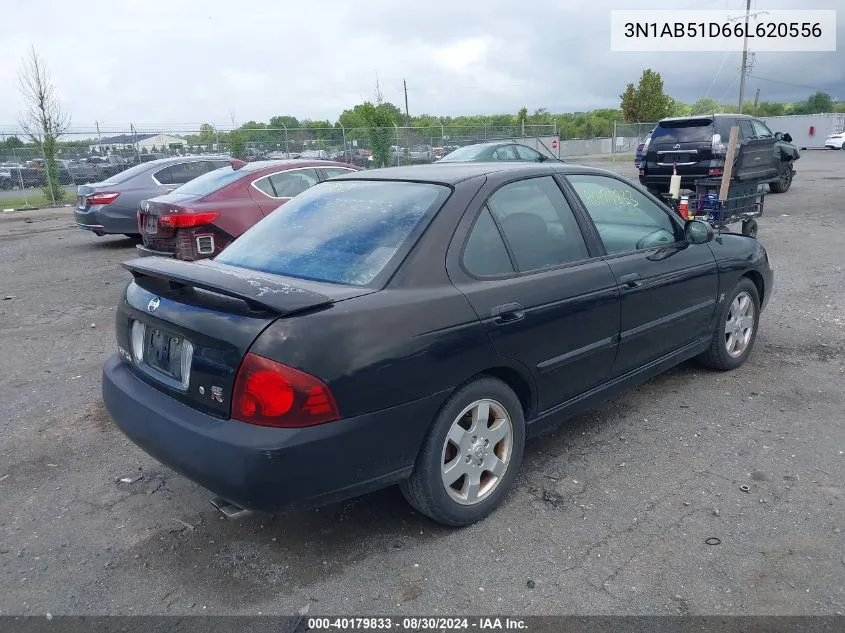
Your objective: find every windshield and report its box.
[438,145,490,162]
[172,165,244,197]
[652,121,714,143]
[216,180,450,286]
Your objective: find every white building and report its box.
[89,133,187,153]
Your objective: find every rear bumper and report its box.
[74,207,138,235]
[135,244,175,258]
[102,355,447,513]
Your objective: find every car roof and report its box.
[659,113,755,124]
[234,159,356,174]
[335,162,614,185]
[137,155,232,168]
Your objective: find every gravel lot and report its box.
[1,152,843,616]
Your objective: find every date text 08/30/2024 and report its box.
[307,617,528,631]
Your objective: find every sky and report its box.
[0,0,842,135]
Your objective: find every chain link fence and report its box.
[611,122,657,157]
[1,124,561,205]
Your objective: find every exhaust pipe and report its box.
[210,496,253,520]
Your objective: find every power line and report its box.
[747,74,839,94]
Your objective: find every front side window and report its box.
[515,145,542,161]
[168,161,210,184]
[751,120,773,138]
[216,181,450,286]
[567,174,678,255]
[324,167,357,178]
[486,176,589,272]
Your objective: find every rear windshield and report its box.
[652,120,714,143]
[216,180,450,286]
[173,165,243,197]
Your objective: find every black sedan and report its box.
[102,162,773,526]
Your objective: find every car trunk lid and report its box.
[116,257,374,417]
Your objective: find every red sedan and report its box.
[136,159,361,260]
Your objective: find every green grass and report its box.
[0,193,70,211]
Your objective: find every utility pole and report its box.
[95,120,102,153]
[753,88,761,115]
[403,79,410,164]
[403,79,409,119]
[738,0,751,113]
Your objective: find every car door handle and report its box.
[620,273,643,288]
[492,302,525,324]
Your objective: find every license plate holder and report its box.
[145,328,182,379]
[144,214,158,234]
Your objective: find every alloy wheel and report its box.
[725,291,755,357]
[440,399,513,505]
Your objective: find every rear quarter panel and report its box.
[200,179,263,239]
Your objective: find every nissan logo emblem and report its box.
[147,297,161,312]
[673,143,681,149]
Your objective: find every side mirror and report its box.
[684,219,714,245]
[537,154,548,162]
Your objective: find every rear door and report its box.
[448,175,620,412]
[565,173,718,375]
[646,119,715,179]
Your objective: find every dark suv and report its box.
[639,114,799,194]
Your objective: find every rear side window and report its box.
[486,176,589,272]
[269,169,319,197]
[168,161,210,184]
[463,207,515,277]
[153,166,174,185]
[216,181,450,286]
[492,145,519,160]
[652,121,713,143]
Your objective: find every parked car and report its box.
[437,141,551,163]
[67,156,128,184]
[823,132,845,149]
[634,129,654,167]
[0,167,12,190]
[136,159,360,260]
[639,114,799,195]
[9,162,74,187]
[74,156,231,237]
[102,161,773,526]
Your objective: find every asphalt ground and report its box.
[0,152,843,616]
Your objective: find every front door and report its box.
[565,173,719,376]
[449,175,620,412]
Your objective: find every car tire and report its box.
[697,277,760,371]
[769,161,793,193]
[400,377,525,526]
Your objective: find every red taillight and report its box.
[87,192,120,205]
[709,168,723,176]
[159,211,219,228]
[232,353,340,427]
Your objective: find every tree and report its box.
[756,101,786,117]
[2,135,24,150]
[198,123,215,145]
[806,91,834,114]
[517,106,528,124]
[619,69,672,122]
[227,130,246,158]
[18,46,69,204]
[357,101,397,167]
[690,97,720,116]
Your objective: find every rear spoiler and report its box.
[122,257,332,315]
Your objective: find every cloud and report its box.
[0,0,842,134]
